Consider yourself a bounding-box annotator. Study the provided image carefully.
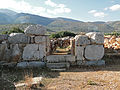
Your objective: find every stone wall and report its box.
[0,25,50,63]
[0,25,105,68]
[75,32,105,66]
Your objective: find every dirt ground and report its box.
[1,55,120,90]
[42,65,120,90]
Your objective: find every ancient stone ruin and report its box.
[0,25,105,70]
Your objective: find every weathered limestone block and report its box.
[86,32,104,44]
[0,43,12,62]
[0,44,7,61]
[17,61,45,68]
[22,44,46,60]
[75,46,85,60]
[24,25,46,35]
[3,46,12,62]
[76,60,105,66]
[35,36,46,44]
[17,62,29,68]
[47,55,75,63]
[8,33,30,44]
[46,62,70,69]
[11,44,21,62]
[28,61,45,68]
[0,34,8,43]
[75,35,90,46]
[85,45,104,61]
[22,44,39,60]
[39,44,46,59]
[84,60,105,66]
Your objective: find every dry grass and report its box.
[43,65,120,90]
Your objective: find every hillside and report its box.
[0,9,119,33]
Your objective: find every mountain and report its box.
[0,9,119,33]
[14,13,54,25]
[47,20,114,33]
[0,9,17,16]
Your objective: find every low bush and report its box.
[50,31,76,38]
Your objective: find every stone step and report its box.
[47,55,75,63]
[50,68,66,71]
[46,62,70,69]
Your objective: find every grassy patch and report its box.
[87,80,98,85]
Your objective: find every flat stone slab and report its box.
[47,55,75,63]
[46,62,70,69]
[84,60,105,66]
[85,45,104,61]
[77,60,105,66]
[24,25,46,35]
[17,61,45,68]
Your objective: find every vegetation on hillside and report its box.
[104,31,120,36]
[1,27,24,34]
[50,31,76,38]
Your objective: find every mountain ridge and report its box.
[0,9,120,33]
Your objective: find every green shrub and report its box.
[50,31,76,38]
[1,27,24,34]
[104,31,120,36]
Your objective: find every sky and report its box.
[0,0,120,21]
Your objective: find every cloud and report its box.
[45,0,57,7]
[88,10,97,13]
[93,12,106,17]
[0,0,52,17]
[45,0,71,15]
[88,10,107,18]
[0,0,71,17]
[109,4,120,11]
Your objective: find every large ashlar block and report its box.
[75,35,90,46]
[0,44,7,61]
[85,45,104,61]
[35,36,46,44]
[86,32,104,44]
[39,44,46,59]
[22,44,46,60]
[11,44,21,62]
[24,25,46,35]
[8,33,30,44]
[22,44,39,60]
[0,35,8,43]
[75,46,85,60]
